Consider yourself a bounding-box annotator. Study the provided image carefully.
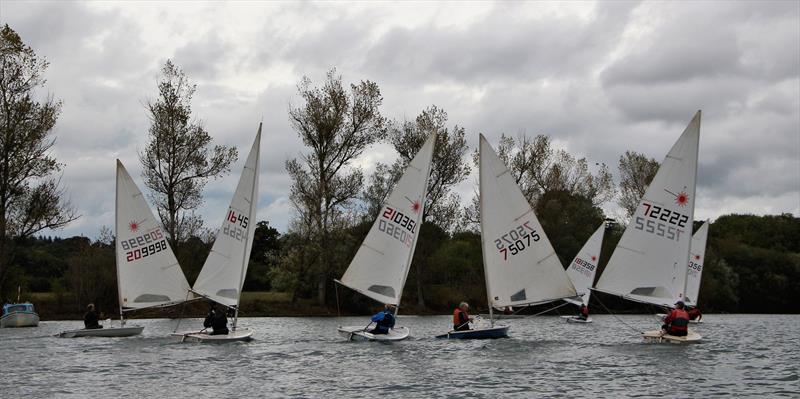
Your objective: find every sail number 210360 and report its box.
[495,221,540,261]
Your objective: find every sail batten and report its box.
[192,125,261,308]
[115,161,194,310]
[595,111,701,308]
[479,135,577,309]
[338,133,436,308]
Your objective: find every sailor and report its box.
[453,302,473,331]
[687,306,702,322]
[83,303,103,329]
[203,304,229,335]
[662,301,690,336]
[369,304,396,334]
[578,303,589,320]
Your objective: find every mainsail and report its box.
[595,111,701,307]
[193,125,261,308]
[337,133,436,306]
[564,224,606,306]
[479,134,577,309]
[684,221,709,306]
[115,160,193,310]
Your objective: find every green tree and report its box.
[140,60,238,249]
[286,68,386,305]
[0,25,78,296]
[244,221,281,291]
[617,150,659,218]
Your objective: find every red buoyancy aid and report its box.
[580,306,589,317]
[453,308,469,326]
[687,308,702,320]
[665,308,690,331]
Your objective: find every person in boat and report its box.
[83,303,103,329]
[203,304,229,335]
[578,303,589,320]
[687,306,702,321]
[453,302,473,331]
[661,301,690,336]
[502,306,513,315]
[369,304,396,335]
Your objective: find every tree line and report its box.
[1,24,797,315]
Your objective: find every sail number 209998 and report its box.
[495,221,540,261]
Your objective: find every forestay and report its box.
[479,134,577,308]
[684,221,709,306]
[115,161,193,310]
[595,111,701,307]
[338,133,436,305]
[564,224,605,306]
[193,126,261,307]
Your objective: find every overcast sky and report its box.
[2,0,798,239]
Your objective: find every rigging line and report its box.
[334,281,341,318]
[529,301,571,317]
[173,290,191,334]
[594,294,643,335]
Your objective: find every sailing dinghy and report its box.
[438,135,578,339]
[594,111,703,343]
[335,133,436,342]
[560,223,605,324]
[59,161,195,338]
[173,125,262,343]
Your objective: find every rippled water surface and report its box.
[2,315,798,398]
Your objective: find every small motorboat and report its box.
[1,303,39,328]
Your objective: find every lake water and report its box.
[2,314,798,398]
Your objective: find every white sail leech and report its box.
[115,160,194,310]
[478,134,577,309]
[192,125,261,308]
[564,223,606,307]
[684,221,709,306]
[595,111,701,308]
[338,133,437,306]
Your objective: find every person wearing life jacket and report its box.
[578,304,589,320]
[203,304,229,335]
[687,306,702,322]
[662,301,690,336]
[453,302,473,331]
[369,304,396,334]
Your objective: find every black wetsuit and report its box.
[84,310,102,329]
[203,311,229,335]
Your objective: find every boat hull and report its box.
[435,325,509,339]
[642,328,702,343]
[561,315,592,323]
[0,311,39,328]
[173,328,254,343]
[58,326,144,338]
[338,325,410,341]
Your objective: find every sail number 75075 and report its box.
[494,221,540,261]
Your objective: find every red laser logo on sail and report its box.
[675,191,689,207]
[129,221,139,232]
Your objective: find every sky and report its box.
[1,0,798,239]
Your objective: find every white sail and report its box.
[479,134,577,308]
[564,224,605,306]
[115,160,193,310]
[192,125,261,307]
[595,111,701,307]
[684,221,709,306]
[338,133,436,305]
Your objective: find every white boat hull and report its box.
[561,315,592,323]
[173,328,254,343]
[338,325,410,341]
[0,311,39,328]
[58,326,144,338]
[642,328,702,343]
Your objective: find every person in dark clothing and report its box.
[578,304,589,320]
[84,303,103,329]
[453,302,473,331]
[203,305,229,335]
[662,301,690,336]
[369,304,396,334]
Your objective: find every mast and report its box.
[478,135,494,327]
[680,112,701,303]
[233,124,261,331]
[394,132,437,318]
[114,160,125,326]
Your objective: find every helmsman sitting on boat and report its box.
[578,304,589,321]
[662,301,690,336]
[83,304,103,329]
[453,302,473,331]
[203,304,229,335]
[687,306,702,322]
[369,304,396,334]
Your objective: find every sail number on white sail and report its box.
[493,221,541,261]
